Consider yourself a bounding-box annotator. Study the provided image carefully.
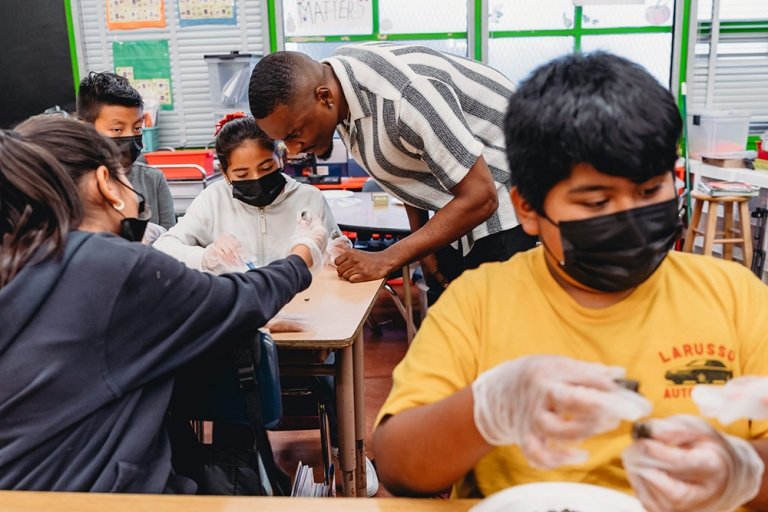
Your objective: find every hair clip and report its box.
[42,105,71,118]
[213,111,248,137]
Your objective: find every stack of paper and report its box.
[697,177,759,197]
[290,461,336,497]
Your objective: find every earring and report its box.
[113,200,125,211]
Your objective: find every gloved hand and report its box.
[472,355,651,469]
[622,414,764,512]
[141,222,167,246]
[289,211,328,273]
[692,376,768,425]
[326,230,353,267]
[201,233,249,274]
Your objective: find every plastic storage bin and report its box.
[204,52,261,115]
[144,149,216,179]
[687,110,750,158]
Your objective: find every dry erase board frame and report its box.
[0,0,76,128]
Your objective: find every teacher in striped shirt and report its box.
[249,43,537,304]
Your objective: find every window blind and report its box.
[690,0,768,135]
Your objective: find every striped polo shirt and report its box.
[323,42,519,255]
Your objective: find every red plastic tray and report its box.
[145,150,215,179]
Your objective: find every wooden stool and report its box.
[682,190,753,267]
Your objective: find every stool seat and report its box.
[690,190,751,203]
[683,191,753,267]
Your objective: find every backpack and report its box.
[169,329,290,495]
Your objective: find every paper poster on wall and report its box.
[113,40,174,110]
[178,0,237,26]
[283,0,373,37]
[106,0,166,30]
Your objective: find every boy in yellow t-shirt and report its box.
[372,52,768,512]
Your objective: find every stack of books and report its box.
[290,461,336,497]
[697,177,759,197]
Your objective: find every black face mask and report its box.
[231,170,287,208]
[113,135,144,168]
[543,198,682,292]
[115,180,151,242]
[119,217,149,242]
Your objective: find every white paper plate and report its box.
[470,482,644,512]
[321,189,354,199]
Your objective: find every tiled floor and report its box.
[269,284,417,497]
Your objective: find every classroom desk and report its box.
[327,192,410,235]
[272,268,384,497]
[326,193,416,341]
[314,176,370,191]
[0,492,480,512]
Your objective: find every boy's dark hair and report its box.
[77,72,143,123]
[504,51,681,214]
[248,52,305,119]
[215,115,279,171]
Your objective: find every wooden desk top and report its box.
[327,192,411,234]
[272,267,384,349]
[0,492,480,512]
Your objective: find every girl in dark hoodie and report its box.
[0,117,325,493]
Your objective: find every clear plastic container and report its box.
[142,127,159,152]
[687,110,750,158]
[204,52,261,113]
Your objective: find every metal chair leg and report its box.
[383,281,415,343]
[318,402,332,484]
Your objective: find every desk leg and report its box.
[402,265,414,343]
[336,345,356,496]
[353,330,367,497]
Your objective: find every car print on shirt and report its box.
[664,359,733,385]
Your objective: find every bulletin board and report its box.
[113,40,174,110]
[0,0,75,128]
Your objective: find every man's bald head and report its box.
[248,51,324,119]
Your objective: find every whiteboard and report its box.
[283,0,373,37]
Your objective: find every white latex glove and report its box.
[472,355,651,469]
[141,222,167,246]
[265,313,310,333]
[289,211,328,273]
[325,230,352,267]
[201,233,249,274]
[622,414,763,512]
[692,376,768,425]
